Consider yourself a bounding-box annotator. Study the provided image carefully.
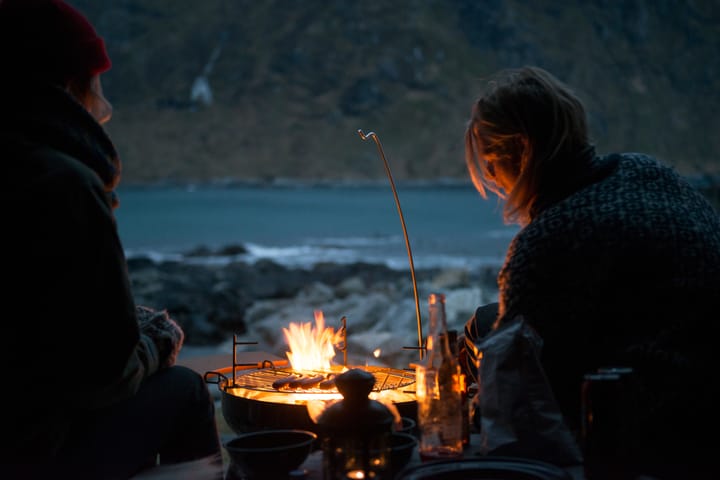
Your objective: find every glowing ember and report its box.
[283,310,344,372]
[373,348,381,358]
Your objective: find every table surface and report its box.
[266,433,586,480]
[207,352,586,479]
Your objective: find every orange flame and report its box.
[283,310,343,372]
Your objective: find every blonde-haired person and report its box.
[0,1,221,478]
[461,66,720,479]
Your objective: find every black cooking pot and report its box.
[205,368,418,436]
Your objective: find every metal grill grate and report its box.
[227,365,415,394]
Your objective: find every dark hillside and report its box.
[69,0,720,186]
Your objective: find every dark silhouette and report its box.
[0,1,222,478]
[461,66,720,479]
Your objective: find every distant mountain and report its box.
[71,0,719,185]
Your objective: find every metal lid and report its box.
[317,368,394,434]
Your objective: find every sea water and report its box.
[114,183,518,271]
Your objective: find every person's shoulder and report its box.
[607,151,661,168]
[609,151,673,170]
[4,144,110,214]
[0,137,96,191]
[26,146,105,191]
[605,151,684,181]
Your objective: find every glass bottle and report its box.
[447,329,470,446]
[416,293,464,460]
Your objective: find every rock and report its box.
[127,255,501,362]
[431,268,470,290]
[336,276,366,297]
[295,282,335,304]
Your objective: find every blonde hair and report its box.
[465,66,590,225]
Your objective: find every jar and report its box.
[317,368,394,479]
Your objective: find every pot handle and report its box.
[204,369,228,385]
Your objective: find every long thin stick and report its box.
[358,129,424,361]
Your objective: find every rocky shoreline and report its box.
[127,252,501,368]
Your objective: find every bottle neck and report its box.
[427,293,452,366]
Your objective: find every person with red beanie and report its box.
[0,1,222,478]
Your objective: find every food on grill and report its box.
[298,375,325,388]
[318,376,337,390]
[272,374,302,390]
[287,375,308,389]
[273,373,331,390]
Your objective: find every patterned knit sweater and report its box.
[482,152,720,465]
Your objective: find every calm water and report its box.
[114,184,518,270]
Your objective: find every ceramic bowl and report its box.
[223,429,317,478]
[398,416,417,436]
[386,431,418,476]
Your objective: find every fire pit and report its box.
[204,312,418,435]
[205,363,417,435]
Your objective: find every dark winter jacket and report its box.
[0,82,162,458]
[468,152,720,469]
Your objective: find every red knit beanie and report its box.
[0,0,111,85]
